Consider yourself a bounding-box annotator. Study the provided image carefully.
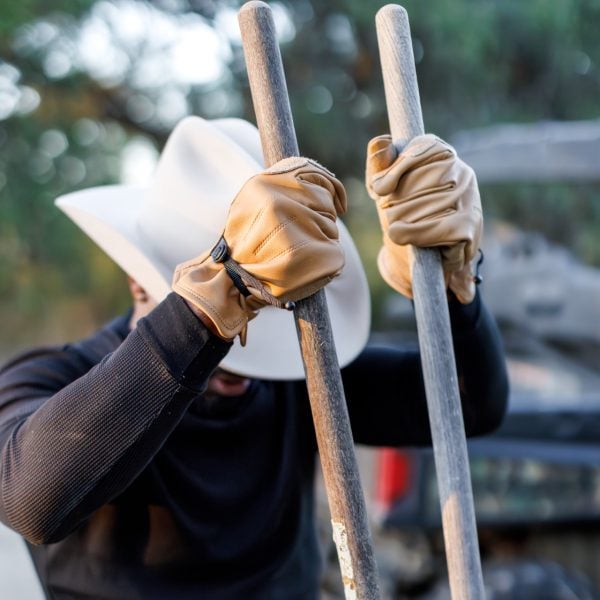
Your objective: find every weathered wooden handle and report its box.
[238,2,380,598]
[376,5,485,599]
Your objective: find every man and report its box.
[0,116,508,598]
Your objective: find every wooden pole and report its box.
[375,5,485,599]
[238,3,381,598]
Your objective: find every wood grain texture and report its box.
[239,3,381,598]
[376,5,485,599]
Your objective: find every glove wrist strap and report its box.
[211,237,296,312]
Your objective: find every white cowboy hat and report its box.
[56,116,371,380]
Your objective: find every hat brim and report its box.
[57,185,370,380]
[56,116,370,380]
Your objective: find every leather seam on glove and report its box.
[253,216,297,255]
[268,238,311,261]
[243,207,264,244]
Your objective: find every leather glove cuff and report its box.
[172,249,258,344]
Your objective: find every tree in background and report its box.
[1,0,599,351]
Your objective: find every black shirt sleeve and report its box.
[341,292,509,447]
[0,293,231,545]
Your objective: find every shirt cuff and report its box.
[448,288,482,334]
[136,292,232,390]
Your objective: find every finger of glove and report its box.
[368,134,454,198]
[379,242,462,301]
[266,157,347,216]
[366,134,397,198]
[238,188,346,301]
[227,173,340,255]
[388,207,481,264]
[440,242,467,273]
[241,232,345,301]
[369,136,458,235]
[373,142,464,222]
[377,148,482,265]
[224,168,345,301]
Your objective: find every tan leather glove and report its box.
[173,157,347,343]
[366,134,483,304]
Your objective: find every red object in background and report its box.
[375,448,412,510]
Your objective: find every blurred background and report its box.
[0,0,599,598]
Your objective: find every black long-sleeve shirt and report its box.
[0,292,508,599]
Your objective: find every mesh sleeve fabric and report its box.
[342,292,509,447]
[0,293,231,544]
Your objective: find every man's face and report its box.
[206,368,252,398]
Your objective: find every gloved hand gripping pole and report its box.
[238,3,381,598]
[376,5,485,599]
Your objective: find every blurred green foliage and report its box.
[0,0,599,352]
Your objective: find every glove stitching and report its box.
[267,238,310,261]
[253,216,297,256]
[242,206,265,244]
[369,143,456,193]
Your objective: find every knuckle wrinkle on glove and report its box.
[297,172,346,216]
[402,134,448,158]
[264,157,347,218]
